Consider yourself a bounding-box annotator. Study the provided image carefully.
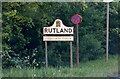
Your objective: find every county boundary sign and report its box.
[43,19,74,41]
[43,19,74,68]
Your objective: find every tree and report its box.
[2,2,119,68]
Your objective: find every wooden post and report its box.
[70,41,73,68]
[45,41,48,67]
[76,24,79,66]
[106,2,109,63]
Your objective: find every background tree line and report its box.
[2,2,119,68]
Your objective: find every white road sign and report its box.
[103,0,113,2]
[43,19,73,35]
[43,36,74,41]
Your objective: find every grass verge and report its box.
[2,55,118,77]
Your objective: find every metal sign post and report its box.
[45,41,48,67]
[103,0,113,63]
[76,24,79,65]
[71,14,82,66]
[70,41,73,68]
[106,2,109,63]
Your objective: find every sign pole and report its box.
[76,24,79,66]
[106,2,109,63]
[71,14,82,66]
[70,41,73,68]
[45,41,48,67]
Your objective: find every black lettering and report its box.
[69,28,72,33]
[53,28,56,33]
[56,28,59,33]
[64,28,68,33]
[60,28,64,33]
[49,28,52,33]
[45,28,48,33]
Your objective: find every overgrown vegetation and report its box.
[2,2,119,68]
[3,55,118,77]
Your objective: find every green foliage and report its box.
[2,2,119,68]
[3,55,118,77]
[109,2,119,54]
[80,34,104,61]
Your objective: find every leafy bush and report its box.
[80,34,105,61]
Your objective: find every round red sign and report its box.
[71,14,82,24]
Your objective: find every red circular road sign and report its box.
[71,14,82,24]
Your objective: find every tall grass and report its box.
[2,55,118,77]
[0,70,2,78]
